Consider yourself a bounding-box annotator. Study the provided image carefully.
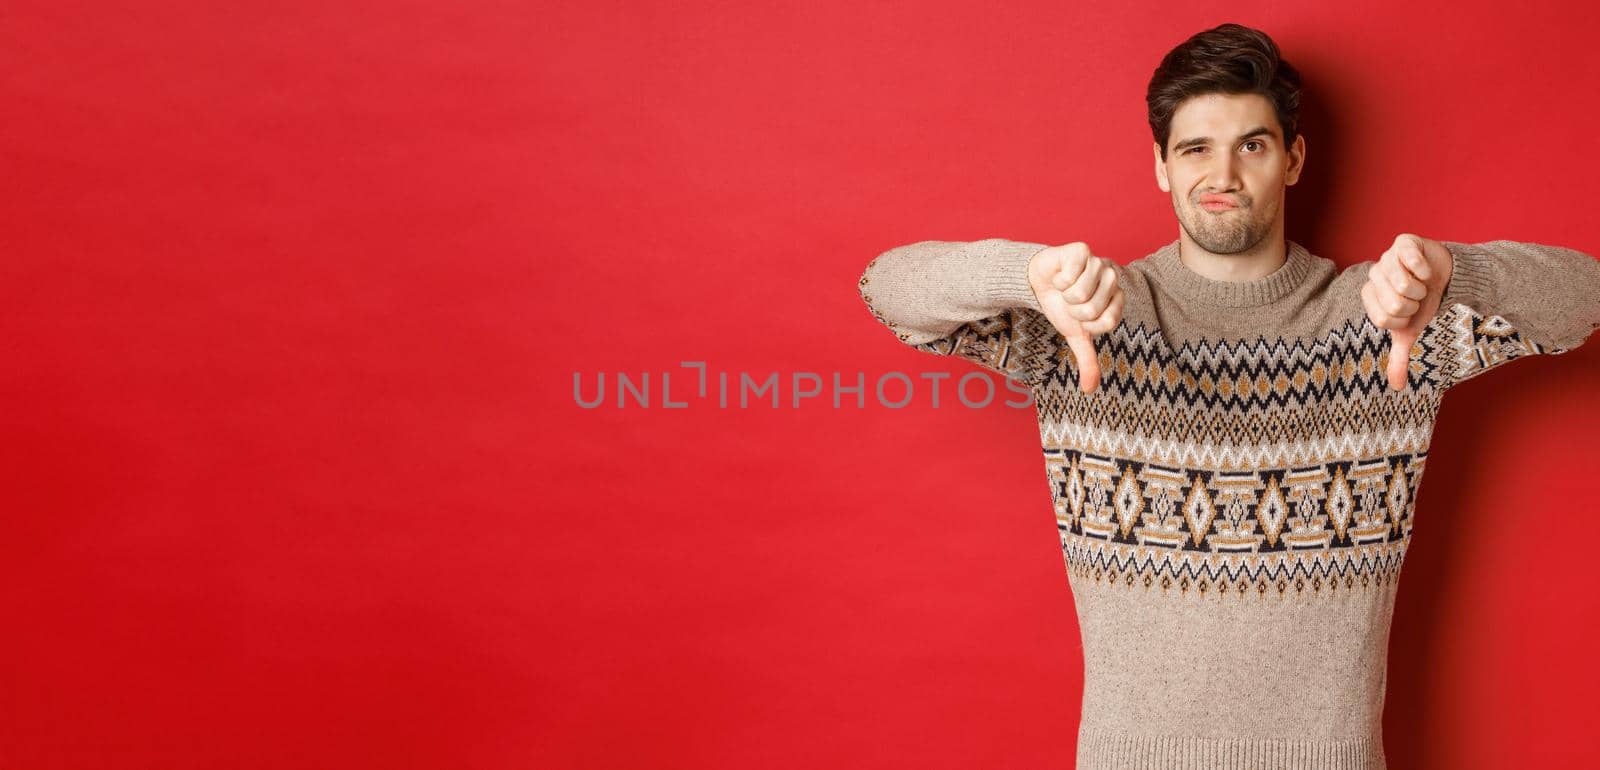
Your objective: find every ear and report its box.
[1285,134,1306,186]
[1153,141,1169,192]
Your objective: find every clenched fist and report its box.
[1360,233,1454,391]
[1028,242,1125,393]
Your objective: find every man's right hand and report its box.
[1027,243,1125,393]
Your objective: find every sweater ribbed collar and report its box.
[1147,239,1314,308]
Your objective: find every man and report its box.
[856,22,1600,770]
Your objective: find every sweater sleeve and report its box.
[1427,239,1600,389]
[857,238,1057,386]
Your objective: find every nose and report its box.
[1205,152,1243,193]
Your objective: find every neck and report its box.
[1177,231,1286,282]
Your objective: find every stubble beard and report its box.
[1179,193,1274,255]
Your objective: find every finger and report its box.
[1363,278,1399,329]
[1379,259,1428,301]
[1387,329,1418,391]
[1052,248,1089,292]
[1080,287,1125,336]
[1063,256,1101,304]
[1062,332,1100,393]
[1070,263,1119,321]
[1377,282,1421,318]
[1373,270,1421,318]
[1398,246,1432,282]
[1052,262,1073,291]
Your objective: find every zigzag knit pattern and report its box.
[919,300,1565,598]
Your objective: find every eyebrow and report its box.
[1172,126,1275,153]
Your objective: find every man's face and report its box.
[1154,92,1304,255]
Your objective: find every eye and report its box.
[1243,140,1264,152]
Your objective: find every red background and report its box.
[5,2,1599,768]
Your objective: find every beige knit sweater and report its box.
[857,236,1600,769]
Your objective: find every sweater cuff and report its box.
[1438,240,1495,310]
[977,239,1048,313]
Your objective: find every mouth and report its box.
[1197,194,1240,212]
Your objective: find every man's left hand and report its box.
[1360,233,1455,391]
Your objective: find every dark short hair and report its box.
[1147,23,1302,162]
